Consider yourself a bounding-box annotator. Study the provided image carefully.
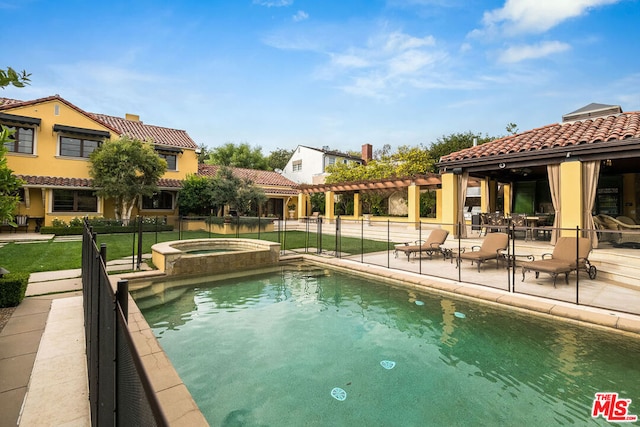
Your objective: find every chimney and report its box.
[125,113,140,122]
[362,143,373,163]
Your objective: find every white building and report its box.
[281,144,372,184]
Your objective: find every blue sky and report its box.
[2,0,639,155]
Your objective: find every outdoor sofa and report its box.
[595,214,640,245]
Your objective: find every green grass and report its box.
[0,230,395,274]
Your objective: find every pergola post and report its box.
[559,160,583,237]
[297,193,308,217]
[353,192,361,218]
[407,183,420,228]
[441,172,458,235]
[325,190,335,222]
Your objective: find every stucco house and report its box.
[0,95,300,229]
[281,144,371,184]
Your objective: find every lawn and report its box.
[0,230,394,274]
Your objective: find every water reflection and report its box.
[134,264,640,425]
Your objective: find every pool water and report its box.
[135,264,640,426]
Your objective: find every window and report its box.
[3,126,34,154]
[158,152,177,171]
[327,157,336,166]
[142,191,173,210]
[60,136,100,158]
[52,189,98,212]
[292,160,302,172]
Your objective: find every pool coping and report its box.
[116,254,640,426]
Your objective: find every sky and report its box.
[2,0,639,155]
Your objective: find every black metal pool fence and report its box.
[82,219,168,426]
[118,215,640,317]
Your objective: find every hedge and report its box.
[39,224,174,236]
[0,272,30,307]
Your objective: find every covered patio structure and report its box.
[437,103,640,246]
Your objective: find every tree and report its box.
[0,130,23,223]
[207,166,266,216]
[205,142,269,170]
[427,131,494,171]
[0,67,30,89]
[178,174,216,215]
[197,143,211,163]
[392,144,434,177]
[506,122,519,135]
[267,148,294,171]
[89,136,167,223]
[0,67,30,224]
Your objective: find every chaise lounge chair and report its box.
[521,236,597,287]
[394,229,449,261]
[455,232,509,272]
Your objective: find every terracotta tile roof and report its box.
[91,113,197,150]
[17,175,183,189]
[439,111,640,164]
[0,97,22,107]
[0,95,197,149]
[0,95,122,134]
[198,164,299,195]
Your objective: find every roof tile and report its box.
[439,112,640,163]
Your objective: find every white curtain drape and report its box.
[547,164,561,245]
[456,172,469,238]
[582,161,601,248]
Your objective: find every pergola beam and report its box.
[299,174,444,194]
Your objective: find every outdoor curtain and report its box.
[547,164,561,245]
[582,160,600,248]
[456,171,469,238]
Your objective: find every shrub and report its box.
[0,272,30,307]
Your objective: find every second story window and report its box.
[292,160,302,171]
[158,152,177,171]
[60,136,101,158]
[3,126,35,154]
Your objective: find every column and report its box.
[441,172,458,235]
[325,190,335,222]
[297,193,307,218]
[353,192,361,218]
[559,160,583,237]
[407,183,420,228]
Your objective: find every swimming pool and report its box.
[134,262,640,426]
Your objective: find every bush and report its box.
[39,223,173,236]
[0,272,30,307]
[204,216,273,230]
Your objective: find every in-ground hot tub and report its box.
[151,238,281,276]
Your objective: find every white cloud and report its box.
[292,10,308,22]
[481,0,621,35]
[253,0,293,7]
[497,40,571,63]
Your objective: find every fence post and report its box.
[335,216,341,258]
[576,225,580,305]
[117,280,129,323]
[457,223,461,282]
[137,216,143,270]
[317,216,323,254]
